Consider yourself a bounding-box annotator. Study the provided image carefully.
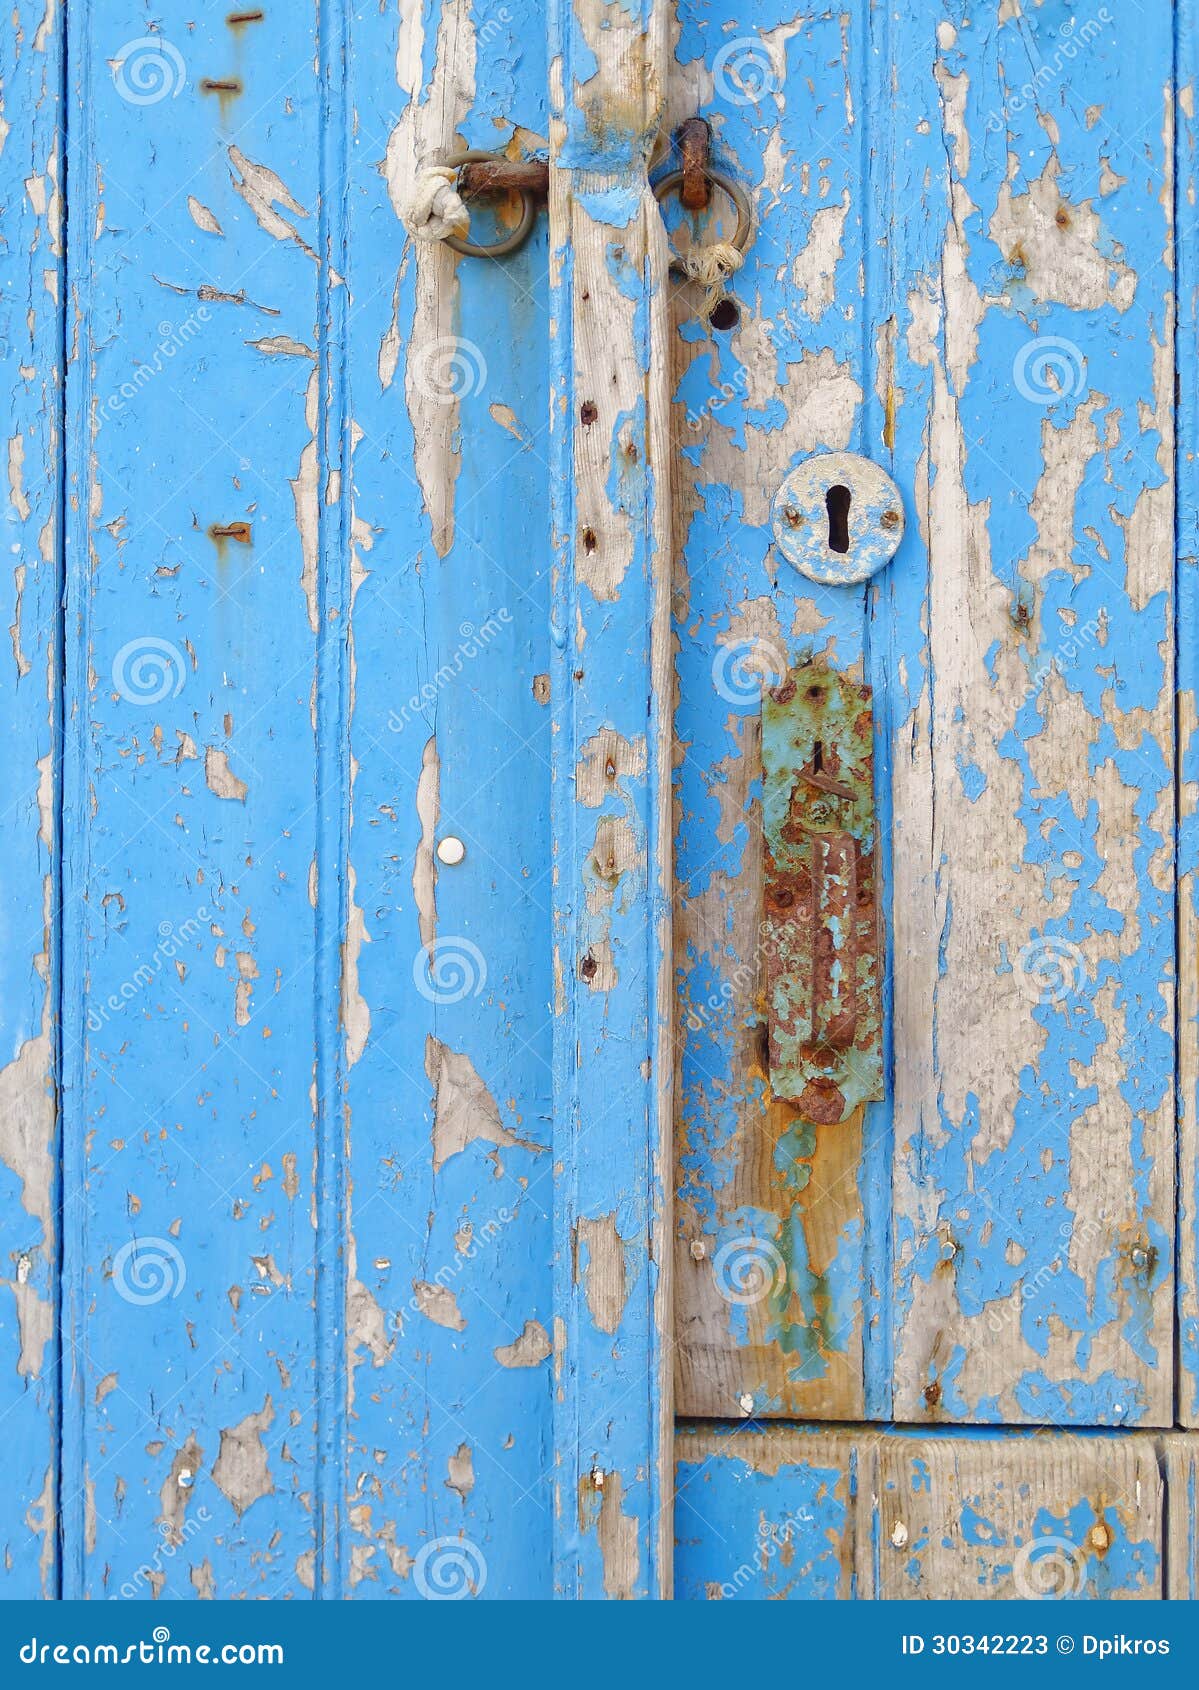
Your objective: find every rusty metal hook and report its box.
[652,166,753,276]
[437,148,544,260]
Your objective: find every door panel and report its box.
[3,0,1199,1607]
[675,1425,1173,1600]
[670,4,880,1426]
[672,0,1177,1428]
[58,0,557,1600]
[883,2,1175,1430]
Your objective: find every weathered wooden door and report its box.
[671,0,1199,1601]
[3,0,1199,1604]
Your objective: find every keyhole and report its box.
[813,740,824,773]
[825,484,851,553]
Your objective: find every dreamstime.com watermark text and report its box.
[18,1626,282,1667]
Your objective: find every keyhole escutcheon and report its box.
[770,450,905,586]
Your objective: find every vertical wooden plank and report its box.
[676,1426,1165,1601]
[0,0,63,1598]
[871,1433,1163,1600]
[675,1428,858,1600]
[668,4,882,1423]
[881,3,1176,1424]
[61,4,330,1596]
[1177,0,1199,1430]
[337,0,557,1598]
[548,0,675,1599]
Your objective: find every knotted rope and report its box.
[673,239,744,323]
[403,165,470,244]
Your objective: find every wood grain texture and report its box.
[339,0,556,1601]
[677,1425,1165,1600]
[0,0,63,1598]
[548,0,676,1599]
[670,0,1179,1430]
[669,3,880,1426]
[1178,0,1199,1431]
[60,3,329,1598]
[882,1,1176,1428]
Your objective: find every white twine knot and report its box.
[674,239,744,323]
[403,165,470,244]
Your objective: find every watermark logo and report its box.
[112,38,187,106]
[1015,936,1086,1006]
[412,937,488,1005]
[712,635,787,710]
[713,39,780,106]
[1023,615,1103,701]
[712,1235,788,1307]
[1013,1534,1088,1599]
[413,1536,487,1599]
[410,335,488,404]
[113,636,187,705]
[686,363,749,430]
[985,11,1112,134]
[719,1506,816,1598]
[87,908,209,1032]
[388,612,512,733]
[118,1512,212,1600]
[112,1237,187,1306]
[97,310,212,431]
[1013,336,1088,405]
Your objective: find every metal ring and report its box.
[437,149,539,260]
[652,168,753,275]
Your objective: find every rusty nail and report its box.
[209,521,252,544]
[782,505,802,527]
[881,508,901,528]
[677,117,712,213]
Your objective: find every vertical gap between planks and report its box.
[313,0,352,1600]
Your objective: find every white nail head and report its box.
[437,835,466,866]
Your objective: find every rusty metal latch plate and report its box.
[762,664,883,1124]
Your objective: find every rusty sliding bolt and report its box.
[761,664,883,1126]
[676,118,712,212]
[458,159,550,198]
